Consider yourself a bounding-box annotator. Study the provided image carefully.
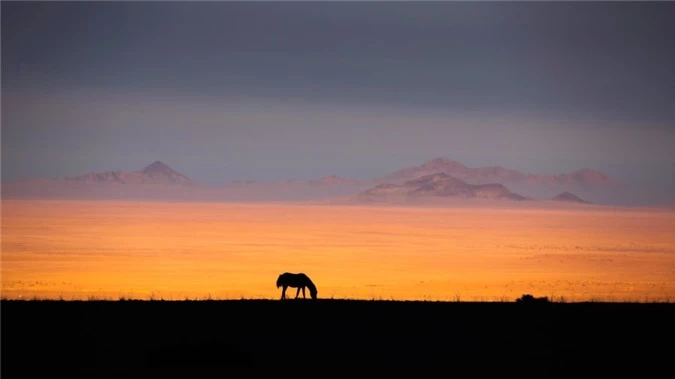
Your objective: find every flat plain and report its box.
[2,199,675,302]
[3,299,674,376]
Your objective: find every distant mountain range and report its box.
[377,157,620,189]
[0,157,653,206]
[357,173,528,203]
[63,161,195,186]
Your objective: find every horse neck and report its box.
[305,278,316,293]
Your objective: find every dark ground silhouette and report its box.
[2,299,674,377]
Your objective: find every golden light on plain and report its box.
[2,199,674,302]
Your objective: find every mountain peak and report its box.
[138,160,192,184]
[422,157,467,170]
[141,161,172,174]
[552,191,590,204]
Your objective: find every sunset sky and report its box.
[3,1,674,190]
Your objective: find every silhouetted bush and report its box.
[516,294,550,303]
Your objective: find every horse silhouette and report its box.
[276,272,318,300]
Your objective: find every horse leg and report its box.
[295,287,301,299]
[281,285,287,300]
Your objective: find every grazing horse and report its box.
[276,272,318,300]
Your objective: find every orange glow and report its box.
[2,199,674,302]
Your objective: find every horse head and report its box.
[276,275,283,288]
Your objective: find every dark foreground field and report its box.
[2,299,675,377]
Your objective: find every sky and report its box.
[2,1,674,189]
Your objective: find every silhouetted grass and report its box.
[2,297,674,377]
